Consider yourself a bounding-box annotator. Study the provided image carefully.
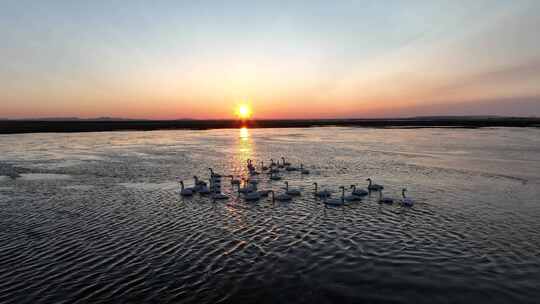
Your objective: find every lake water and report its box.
[1,127,540,303]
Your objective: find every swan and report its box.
[244,179,257,192]
[210,176,221,187]
[324,188,345,206]
[198,185,211,195]
[247,177,259,185]
[260,161,268,171]
[211,192,228,200]
[284,181,301,196]
[340,186,362,202]
[178,180,193,196]
[268,190,292,202]
[210,178,220,188]
[208,168,222,179]
[210,176,221,185]
[193,176,210,194]
[228,175,241,186]
[269,171,282,181]
[378,190,394,204]
[177,176,195,188]
[247,159,255,171]
[238,178,256,193]
[278,159,284,169]
[400,188,414,207]
[244,191,261,201]
[312,182,331,198]
[300,164,310,174]
[366,178,384,191]
[211,180,221,191]
[257,189,271,197]
[210,185,221,193]
[350,185,368,197]
[285,164,298,171]
[281,157,291,166]
[269,167,280,174]
[193,176,207,188]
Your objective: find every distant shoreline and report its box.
[1,117,539,134]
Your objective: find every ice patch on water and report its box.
[19,173,72,181]
[0,176,10,182]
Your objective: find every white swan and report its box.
[208,168,222,179]
[210,176,221,187]
[257,189,271,197]
[313,182,331,198]
[400,188,414,207]
[281,157,291,166]
[244,191,261,201]
[284,181,301,196]
[269,167,280,174]
[193,176,207,188]
[366,178,384,191]
[228,175,241,186]
[247,159,255,171]
[300,164,310,175]
[178,180,193,196]
[238,178,256,193]
[269,171,282,180]
[269,190,292,202]
[285,163,298,171]
[340,186,362,202]
[378,190,394,204]
[198,185,211,195]
[211,192,228,200]
[350,185,368,196]
[247,177,259,185]
[210,176,221,184]
[210,185,222,194]
[324,188,345,206]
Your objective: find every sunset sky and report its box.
[1,0,540,119]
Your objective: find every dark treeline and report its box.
[1,117,539,134]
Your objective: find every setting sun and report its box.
[236,104,252,120]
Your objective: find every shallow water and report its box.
[1,127,540,303]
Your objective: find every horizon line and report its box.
[2,114,539,121]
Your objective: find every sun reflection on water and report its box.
[239,127,249,140]
[236,127,253,177]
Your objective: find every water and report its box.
[1,127,540,303]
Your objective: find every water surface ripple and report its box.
[1,127,540,303]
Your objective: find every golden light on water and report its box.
[239,127,249,140]
[237,126,253,177]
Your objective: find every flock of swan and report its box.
[177,157,415,207]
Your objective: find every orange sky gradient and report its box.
[1,1,540,119]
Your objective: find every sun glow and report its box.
[236,104,252,120]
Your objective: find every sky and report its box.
[1,0,540,119]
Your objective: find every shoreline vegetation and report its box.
[1,117,539,134]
